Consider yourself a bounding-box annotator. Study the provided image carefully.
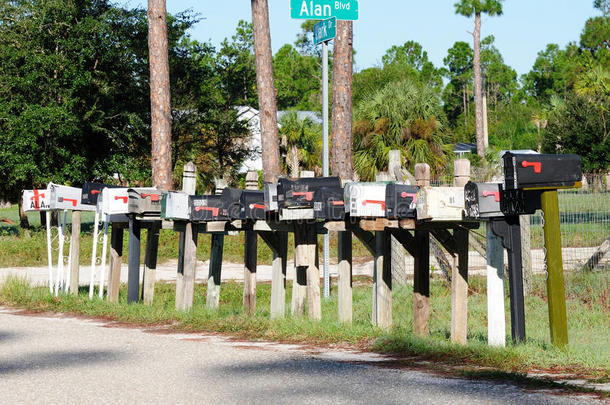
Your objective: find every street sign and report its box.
[313,17,336,44]
[290,0,358,21]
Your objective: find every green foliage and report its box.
[454,0,504,17]
[278,111,322,176]
[273,44,321,110]
[543,94,610,172]
[381,41,444,92]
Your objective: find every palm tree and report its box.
[575,65,610,139]
[353,80,451,181]
[278,112,322,177]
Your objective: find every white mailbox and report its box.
[47,183,95,211]
[162,191,190,220]
[416,187,465,221]
[98,187,157,215]
[22,189,51,212]
[345,182,388,217]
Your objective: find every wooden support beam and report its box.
[107,224,123,302]
[389,229,417,257]
[293,222,320,320]
[68,211,81,295]
[430,229,458,256]
[337,231,353,324]
[486,221,506,347]
[206,233,224,309]
[373,230,392,330]
[243,228,257,314]
[177,223,198,311]
[175,228,186,308]
[451,227,469,344]
[260,231,288,319]
[351,227,376,256]
[142,221,161,305]
[413,230,430,337]
[360,218,398,231]
[127,215,141,303]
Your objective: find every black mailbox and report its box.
[190,195,226,222]
[81,182,117,205]
[385,184,417,219]
[464,182,503,219]
[313,187,345,220]
[277,177,342,209]
[503,152,582,190]
[220,188,243,219]
[240,190,266,220]
[500,188,543,216]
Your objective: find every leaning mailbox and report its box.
[313,186,345,220]
[240,190,266,220]
[190,195,226,222]
[385,184,417,219]
[416,187,464,221]
[277,177,342,209]
[464,182,503,219]
[48,183,95,211]
[503,152,582,190]
[22,189,50,212]
[127,189,164,216]
[345,182,388,218]
[161,191,191,221]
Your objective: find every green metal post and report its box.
[541,190,568,347]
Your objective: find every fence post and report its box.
[206,180,226,309]
[486,221,506,347]
[243,171,259,315]
[291,171,314,316]
[270,232,288,319]
[176,162,197,310]
[337,224,353,324]
[68,211,81,295]
[107,223,123,302]
[413,163,431,336]
[451,159,470,344]
[142,222,161,305]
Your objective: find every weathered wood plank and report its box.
[413,230,430,336]
[337,231,353,324]
[373,230,392,330]
[243,228,257,314]
[206,233,224,309]
[107,224,123,303]
[142,222,161,305]
[68,211,81,295]
[486,222,506,347]
[451,227,469,344]
[178,223,198,311]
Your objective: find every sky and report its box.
[125,1,600,76]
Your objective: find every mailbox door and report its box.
[500,188,543,216]
[385,184,417,219]
[313,187,345,220]
[190,195,226,221]
[221,188,244,219]
[241,190,266,220]
[22,189,51,212]
[346,183,388,217]
[162,192,190,220]
[416,187,464,221]
[503,152,582,190]
[264,182,278,211]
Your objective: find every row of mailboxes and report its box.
[48,184,96,211]
[416,187,465,221]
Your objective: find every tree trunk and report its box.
[19,197,29,229]
[289,145,300,178]
[473,12,485,158]
[148,0,173,190]
[251,0,282,183]
[331,20,354,180]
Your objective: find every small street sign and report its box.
[313,17,336,45]
[290,0,358,21]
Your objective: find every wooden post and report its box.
[388,151,408,287]
[142,222,161,305]
[337,230,352,323]
[486,221,506,347]
[520,215,532,296]
[307,225,321,320]
[269,232,288,319]
[451,159,470,344]
[413,163,431,336]
[178,223,198,311]
[68,211,81,295]
[541,190,568,347]
[293,222,320,319]
[107,224,123,302]
[176,162,197,308]
[206,233,224,309]
[291,171,314,317]
[127,215,141,303]
[243,171,259,315]
[373,230,392,330]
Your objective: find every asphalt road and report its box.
[0,308,602,405]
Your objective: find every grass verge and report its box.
[1,270,608,390]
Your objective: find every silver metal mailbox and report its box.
[127,189,165,216]
[47,183,95,211]
[464,182,503,219]
[264,182,278,211]
[162,191,191,220]
[416,187,465,221]
[22,189,51,212]
[345,182,387,217]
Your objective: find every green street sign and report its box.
[290,0,359,21]
[313,17,336,45]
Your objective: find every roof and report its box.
[454,143,477,154]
